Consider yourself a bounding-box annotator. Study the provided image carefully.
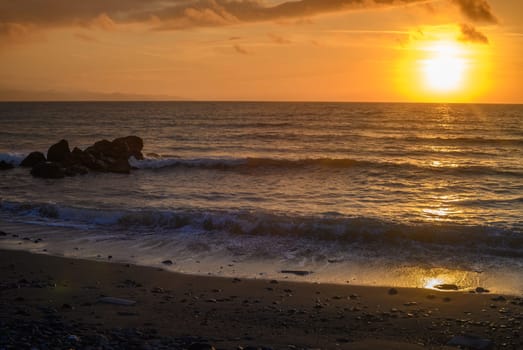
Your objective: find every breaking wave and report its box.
[0,152,25,166]
[129,156,523,177]
[1,150,520,178]
[1,200,522,258]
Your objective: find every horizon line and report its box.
[0,99,521,106]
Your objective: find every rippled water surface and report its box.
[0,102,522,293]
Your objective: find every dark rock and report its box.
[70,146,84,158]
[0,160,14,170]
[336,338,351,343]
[64,147,89,168]
[93,158,109,171]
[107,158,131,174]
[280,270,312,276]
[388,288,398,295]
[117,311,138,316]
[61,303,74,310]
[31,162,65,179]
[491,295,506,301]
[21,136,144,179]
[47,139,71,162]
[70,147,98,170]
[475,287,489,293]
[188,343,216,350]
[434,284,459,291]
[98,297,136,306]
[63,167,76,177]
[162,260,174,265]
[85,136,143,163]
[447,335,493,350]
[21,152,46,167]
[85,139,113,158]
[66,164,89,176]
[112,136,144,160]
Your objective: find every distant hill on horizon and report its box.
[0,88,180,102]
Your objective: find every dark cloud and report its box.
[233,44,249,54]
[0,0,425,35]
[458,23,488,44]
[451,0,497,24]
[0,1,146,27]
[0,0,499,42]
[0,21,42,46]
[268,33,291,44]
[0,22,31,38]
[74,32,98,43]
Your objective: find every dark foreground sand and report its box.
[0,249,522,350]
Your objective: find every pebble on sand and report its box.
[280,270,312,276]
[434,284,459,291]
[388,288,398,295]
[99,297,137,306]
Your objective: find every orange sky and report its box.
[0,0,522,103]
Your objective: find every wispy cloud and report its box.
[451,0,497,24]
[458,23,488,44]
[268,33,291,44]
[74,32,99,43]
[233,44,249,55]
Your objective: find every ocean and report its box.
[1,102,522,293]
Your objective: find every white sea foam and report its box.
[0,152,25,166]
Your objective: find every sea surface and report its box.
[1,102,522,293]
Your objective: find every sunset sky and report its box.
[0,0,522,103]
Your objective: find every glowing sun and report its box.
[422,42,467,92]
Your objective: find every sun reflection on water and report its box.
[421,193,464,222]
[418,268,481,291]
[423,277,445,289]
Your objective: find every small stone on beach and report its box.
[99,297,137,306]
[434,284,459,291]
[61,303,74,310]
[188,343,216,350]
[280,270,312,276]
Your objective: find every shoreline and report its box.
[1,248,522,349]
[2,219,522,297]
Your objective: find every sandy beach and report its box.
[1,247,521,349]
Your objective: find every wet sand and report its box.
[1,248,522,349]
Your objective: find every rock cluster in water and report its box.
[19,136,143,179]
[0,160,14,170]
